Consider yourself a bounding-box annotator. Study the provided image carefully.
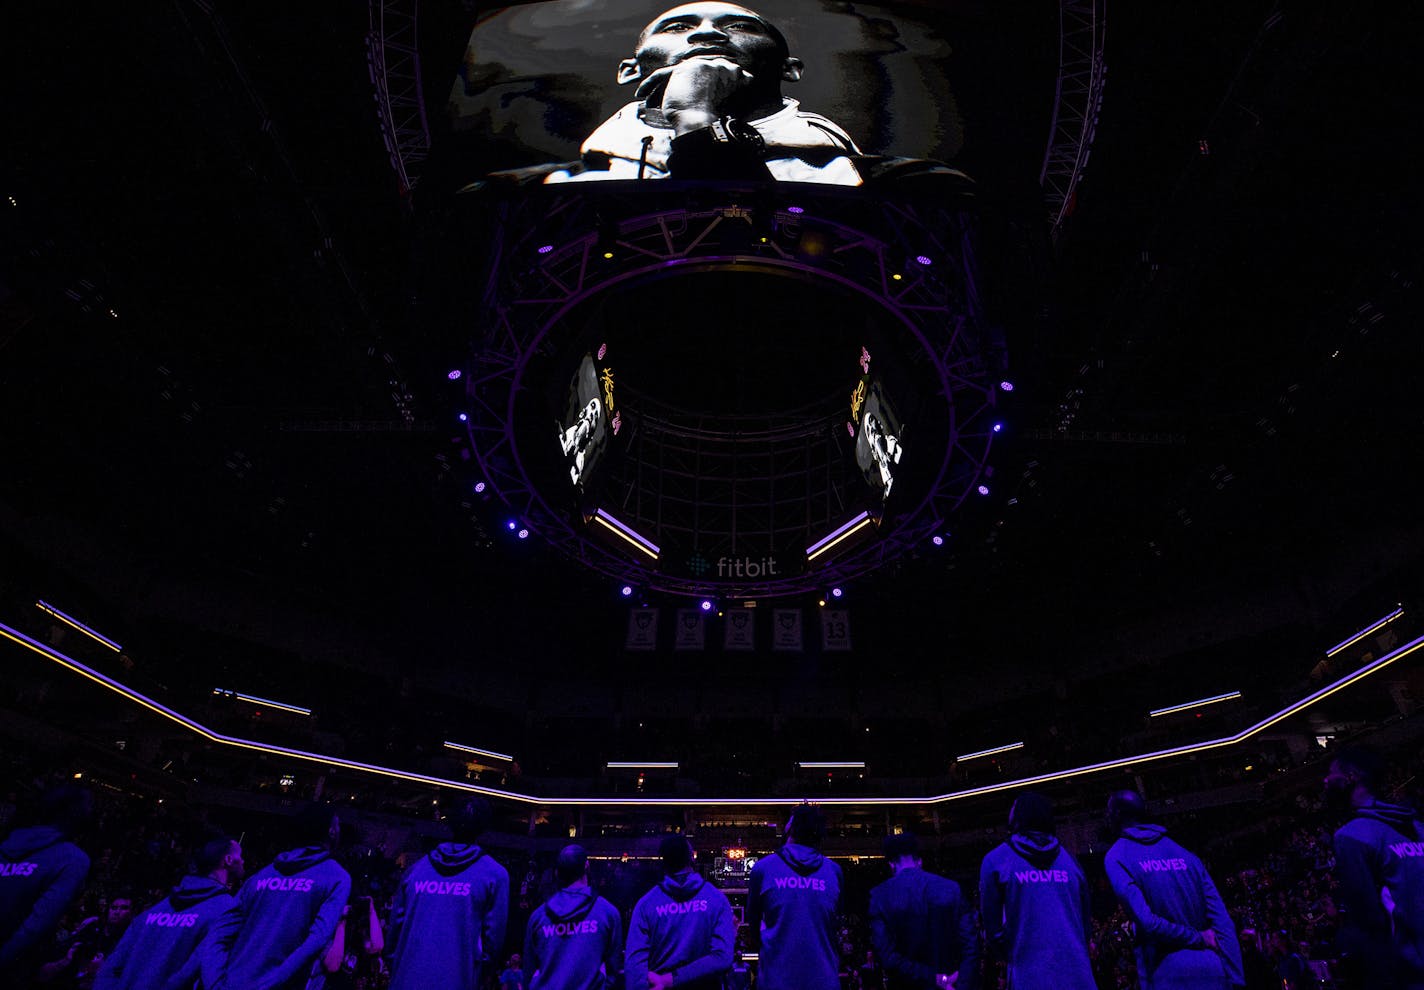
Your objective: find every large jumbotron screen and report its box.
[442,0,1055,194]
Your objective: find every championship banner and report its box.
[724,609,755,651]
[674,609,705,651]
[625,607,658,651]
[772,609,803,652]
[820,608,852,651]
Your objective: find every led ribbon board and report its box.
[4,618,1418,807]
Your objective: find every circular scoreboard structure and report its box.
[460,186,1006,598]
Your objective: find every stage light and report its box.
[457,413,468,422]
[620,585,633,598]
[992,422,1004,433]
[786,206,804,214]
[447,369,462,380]
[537,244,554,254]
[977,485,990,496]
[891,273,903,281]
[999,381,1015,392]
[818,598,827,607]
[517,528,530,540]
[700,600,713,612]
[915,255,932,266]
[830,587,844,599]
[602,251,614,259]
[931,535,944,546]
[506,520,517,531]
[474,482,486,493]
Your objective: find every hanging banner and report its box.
[724,609,755,651]
[674,609,706,651]
[821,608,852,651]
[772,609,804,652]
[626,607,658,651]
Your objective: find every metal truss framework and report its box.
[462,191,1004,598]
[1041,0,1108,239]
[366,0,429,196]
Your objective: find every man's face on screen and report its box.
[633,3,787,80]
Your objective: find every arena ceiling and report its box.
[1,0,1421,696]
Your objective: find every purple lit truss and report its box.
[461,189,1004,597]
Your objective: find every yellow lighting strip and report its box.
[1148,691,1241,718]
[592,515,659,560]
[1326,606,1405,657]
[3,618,1418,809]
[35,600,122,652]
[806,517,874,563]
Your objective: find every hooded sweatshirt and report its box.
[870,865,978,990]
[202,845,351,990]
[1333,799,1424,981]
[523,883,622,990]
[94,875,234,990]
[0,825,91,975]
[1104,824,1243,990]
[978,833,1093,990]
[388,842,510,990]
[625,869,734,990]
[745,842,842,990]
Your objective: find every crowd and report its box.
[2,740,1423,989]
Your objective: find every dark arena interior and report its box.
[2,1,1423,988]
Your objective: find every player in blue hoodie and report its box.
[389,797,510,990]
[202,803,353,990]
[1325,746,1424,989]
[0,784,93,982]
[977,792,1092,990]
[871,831,976,990]
[1103,790,1243,989]
[95,831,244,990]
[745,803,842,990]
[625,834,735,990]
[523,844,622,990]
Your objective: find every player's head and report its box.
[881,831,920,872]
[659,834,694,873]
[618,3,802,93]
[785,802,825,846]
[450,797,493,844]
[556,843,589,886]
[290,802,341,849]
[1325,746,1385,804]
[1008,791,1055,835]
[195,830,246,885]
[1106,789,1148,835]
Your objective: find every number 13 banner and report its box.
[820,608,852,651]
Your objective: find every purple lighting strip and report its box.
[593,509,660,558]
[806,511,872,559]
[1326,605,1405,657]
[35,600,122,653]
[3,618,1419,808]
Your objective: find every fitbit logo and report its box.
[688,554,711,577]
[718,556,779,578]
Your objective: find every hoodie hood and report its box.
[659,869,707,902]
[1356,800,1420,834]
[169,875,232,910]
[545,885,599,923]
[430,842,484,876]
[778,842,826,876]
[1009,831,1061,868]
[1121,824,1169,845]
[274,845,331,875]
[0,825,66,861]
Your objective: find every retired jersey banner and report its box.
[724,609,755,651]
[772,609,804,652]
[674,609,706,651]
[820,608,852,651]
[626,607,658,651]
